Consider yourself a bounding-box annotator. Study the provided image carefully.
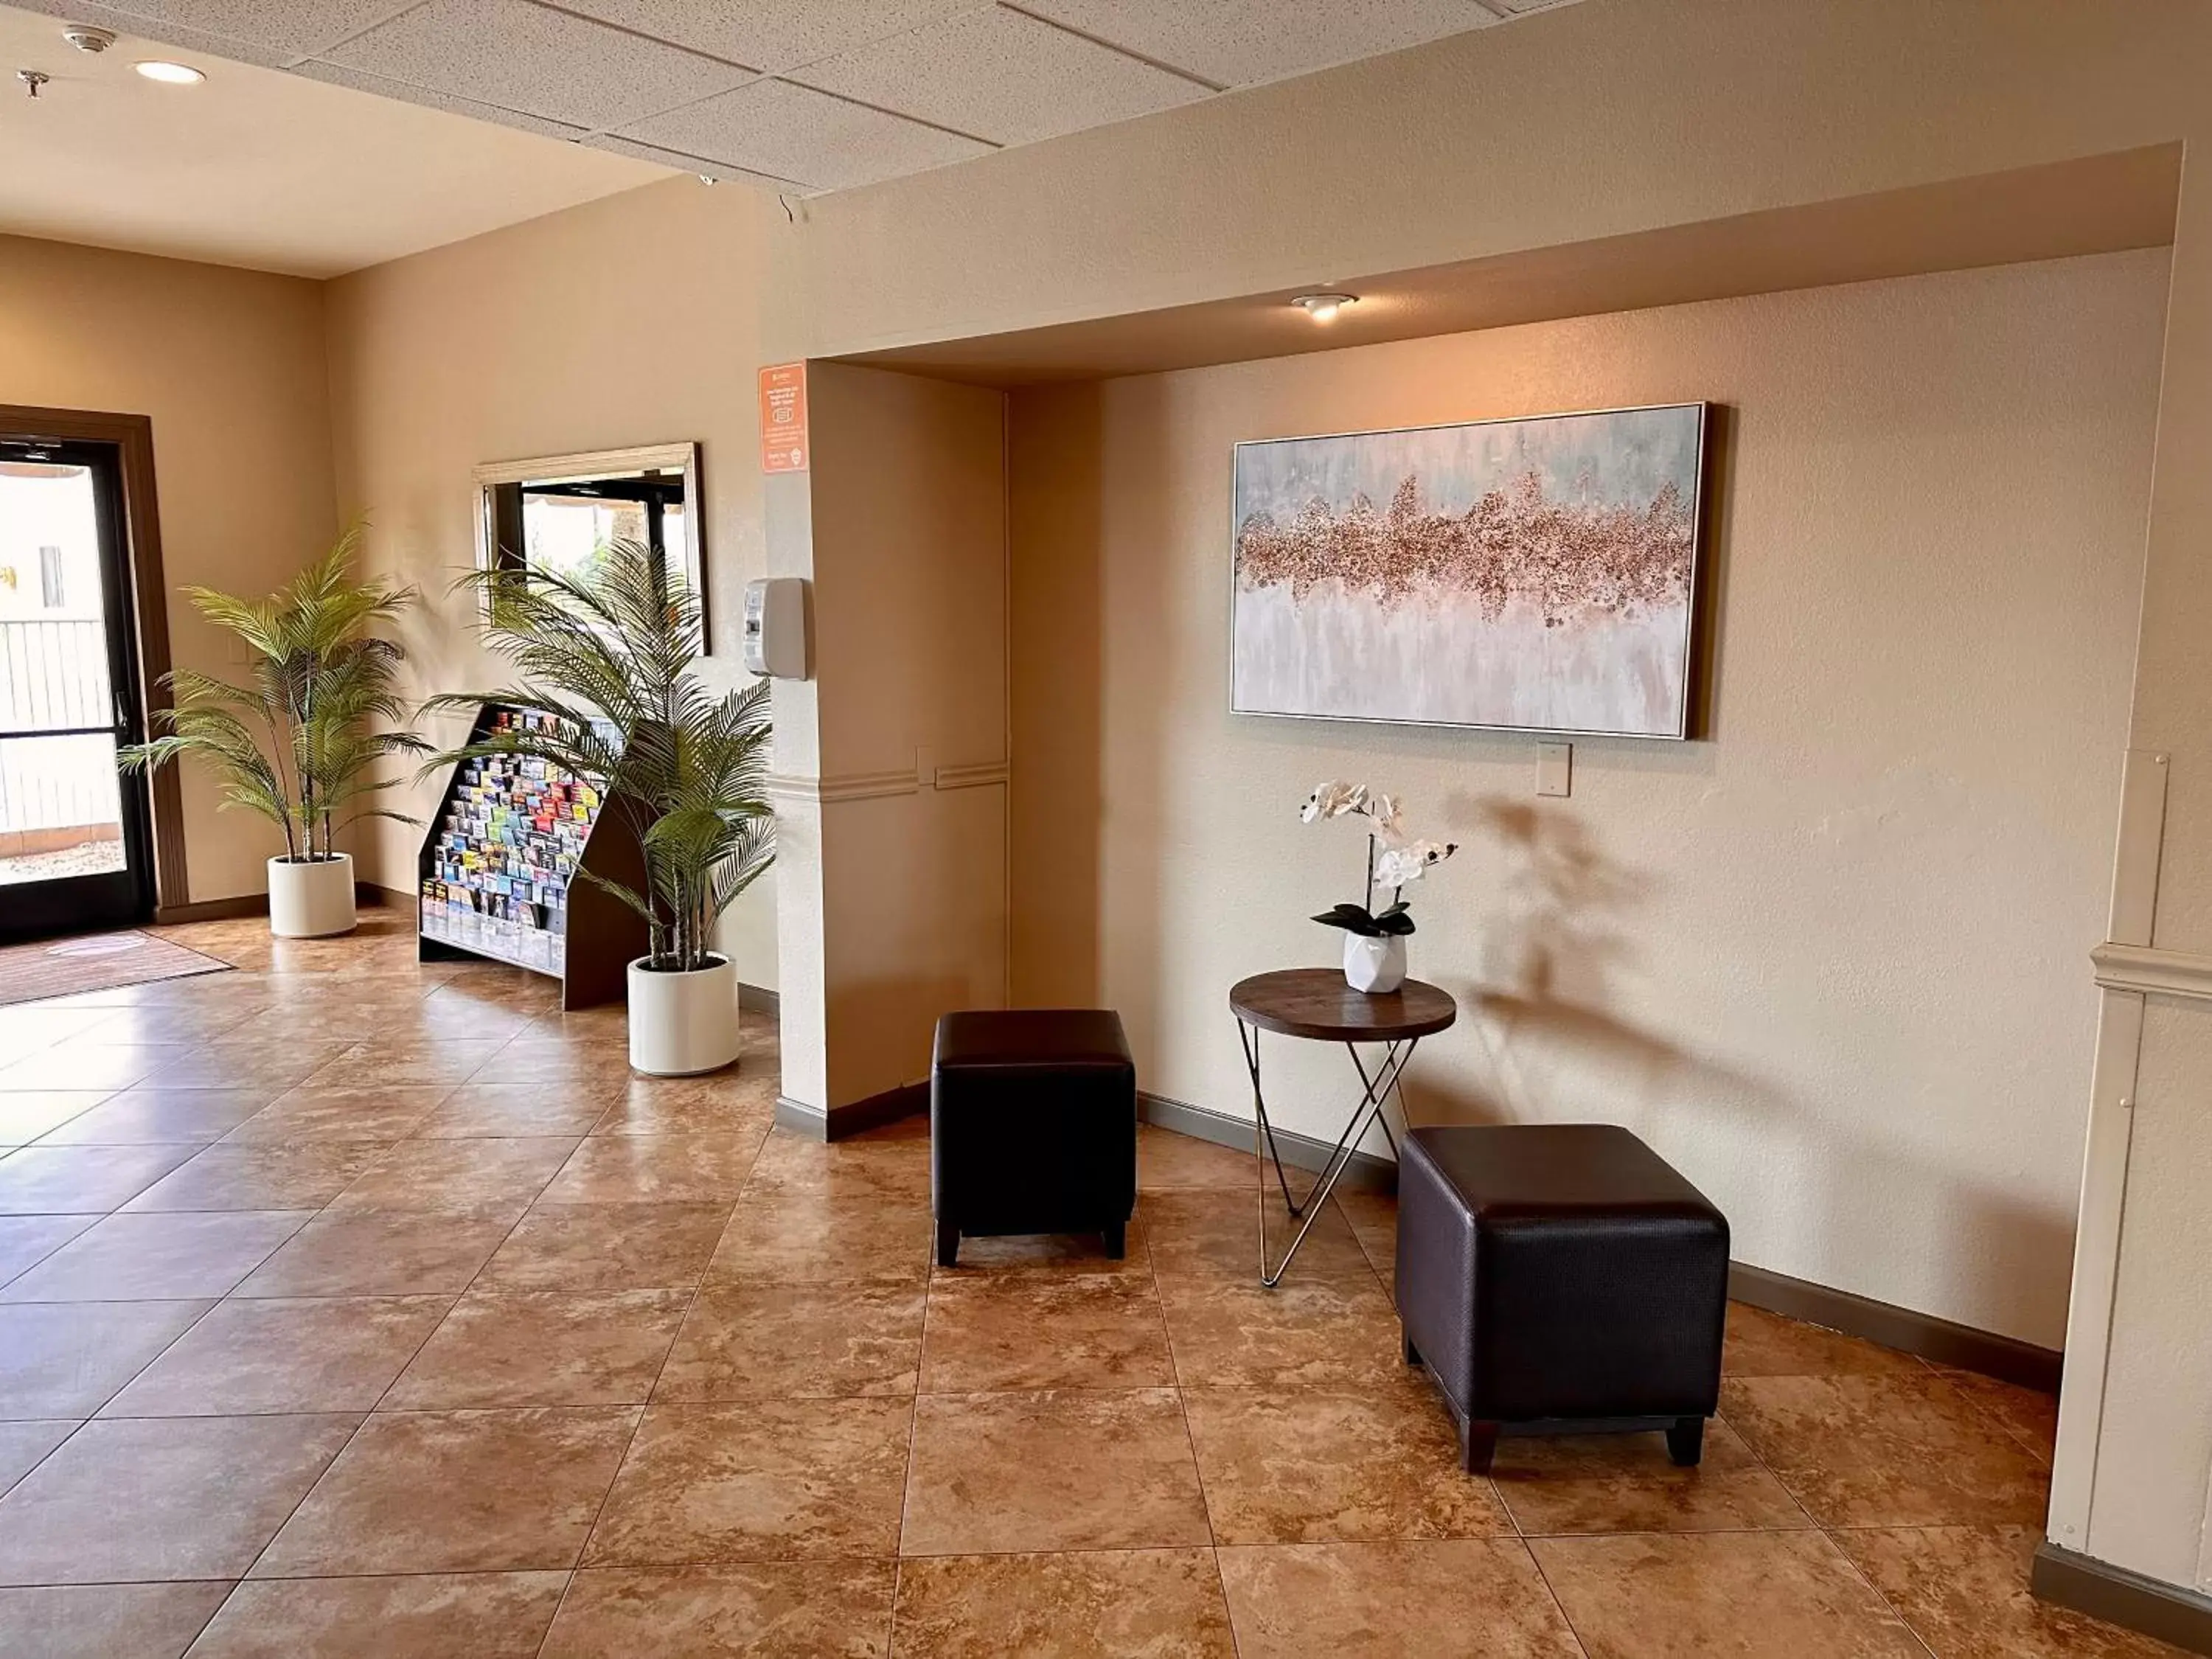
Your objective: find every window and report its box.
[38,546,63,608]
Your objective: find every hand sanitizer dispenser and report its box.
[741,577,809,678]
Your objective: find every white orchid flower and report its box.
[1369,793,1405,844]
[1374,838,1457,889]
[1299,779,1368,823]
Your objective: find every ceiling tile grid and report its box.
[4,0,1585,195]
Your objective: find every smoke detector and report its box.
[62,24,116,53]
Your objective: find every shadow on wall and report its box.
[1413,798,2073,1344]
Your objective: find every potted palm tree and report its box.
[425,540,773,1076]
[120,524,427,938]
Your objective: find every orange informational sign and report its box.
[759,362,809,473]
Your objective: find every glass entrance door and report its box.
[0,436,156,939]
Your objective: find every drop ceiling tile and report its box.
[0,0,293,69]
[294,59,591,142]
[622,78,992,192]
[581,132,804,192]
[790,5,1207,147]
[1018,0,1498,90]
[51,0,416,62]
[320,0,755,131]
[556,0,983,76]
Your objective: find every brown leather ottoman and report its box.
[1396,1124,1729,1472]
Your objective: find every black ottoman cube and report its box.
[1396,1124,1729,1473]
[931,1009,1135,1267]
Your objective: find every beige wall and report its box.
[321,178,781,987]
[801,363,1008,1107]
[1010,249,2170,1349]
[0,233,337,903]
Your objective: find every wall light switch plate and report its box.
[1537,742,1573,798]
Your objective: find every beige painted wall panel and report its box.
[1011,251,2168,1346]
[321,178,780,987]
[2091,995,2212,1582]
[0,234,337,902]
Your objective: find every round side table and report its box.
[1229,967,1457,1287]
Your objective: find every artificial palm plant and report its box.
[119,524,428,862]
[423,539,773,974]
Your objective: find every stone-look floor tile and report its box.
[1332,1188,1399,1286]
[658,1281,924,1399]
[706,1189,934,1284]
[902,1388,1211,1556]
[413,1085,614,1139]
[1491,1417,1812,1536]
[122,1141,390,1211]
[1722,1371,2051,1526]
[942,1220,1153,1273]
[0,1093,113,1147]
[187,1571,570,1658]
[585,1397,913,1566]
[0,1045,177,1094]
[0,1214,93,1284]
[1930,1365,2061,1463]
[302,1039,507,1093]
[920,1273,1172,1393]
[470,1043,630,1090]
[0,1143,199,1213]
[386,1289,691,1408]
[0,1419,74,1495]
[1723,1302,1928,1380]
[0,1210,311,1301]
[1531,1529,1927,1658]
[1184,1383,1512,1543]
[1141,1189,1377,1283]
[540,1133,762,1205]
[543,1561,897,1658]
[35,1088,276,1145]
[254,1405,639,1576]
[476,1202,730,1292]
[0,1582,232,1659]
[1835,1523,2188,1658]
[591,1073,779,1137]
[331,1137,580,1217]
[223,1086,453,1143]
[0,1412,358,1584]
[1160,1275,1403,1389]
[232,1206,516,1297]
[893,1548,1237,1658]
[1138,1123,1257,1189]
[1217,1539,1581,1659]
[745,1124,933,1197]
[0,1300,212,1417]
[100,1296,450,1416]
[143,1040,348,1093]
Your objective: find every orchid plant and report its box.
[1301,779,1457,938]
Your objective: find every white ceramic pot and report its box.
[627,953,742,1077]
[1343,932,1408,995]
[268,853,356,939]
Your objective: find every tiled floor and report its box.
[0,911,2173,1656]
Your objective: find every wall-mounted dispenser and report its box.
[742,576,810,678]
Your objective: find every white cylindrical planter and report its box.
[627,954,742,1077]
[1343,932,1408,995]
[268,853,356,939]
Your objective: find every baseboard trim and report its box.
[740,984,780,1016]
[1137,1091,1398,1194]
[776,1080,928,1143]
[2034,1543,2212,1655]
[1728,1262,2062,1392]
[153,893,268,925]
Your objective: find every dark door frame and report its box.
[0,404,189,917]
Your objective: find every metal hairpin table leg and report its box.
[1239,1016,1420,1287]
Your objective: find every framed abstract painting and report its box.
[1231,403,1708,740]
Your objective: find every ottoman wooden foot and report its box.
[1403,1331,1422,1367]
[1460,1419,1499,1475]
[1666,1416,1705,1467]
[936,1220,959,1268]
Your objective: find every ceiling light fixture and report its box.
[1292,292,1358,323]
[63,26,116,53]
[134,59,204,84]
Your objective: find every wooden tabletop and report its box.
[1229,968,1458,1042]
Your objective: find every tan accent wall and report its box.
[1009,251,2169,1352]
[321,177,781,987]
[0,233,338,903]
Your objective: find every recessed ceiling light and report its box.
[134,60,204,84]
[1291,292,1358,323]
